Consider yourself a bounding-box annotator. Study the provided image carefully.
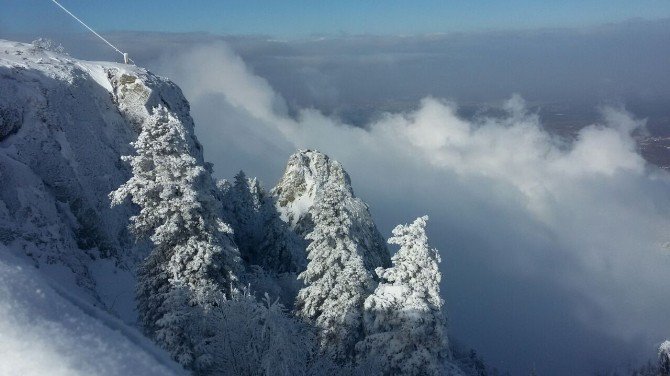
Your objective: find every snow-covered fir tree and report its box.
[627,341,670,376]
[357,216,449,376]
[110,105,242,369]
[271,150,391,272]
[659,341,670,376]
[295,184,376,363]
[219,171,264,264]
[219,172,305,274]
[254,197,307,274]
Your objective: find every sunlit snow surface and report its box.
[0,246,182,376]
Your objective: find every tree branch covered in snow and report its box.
[110,105,243,369]
[358,216,450,376]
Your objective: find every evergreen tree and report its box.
[295,184,375,363]
[219,172,305,274]
[110,105,242,369]
[357,216,449,376]
[660,341,670,376]
[219,171,264,263]
[255,197,306,273]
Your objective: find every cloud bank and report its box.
[147,41,670,375]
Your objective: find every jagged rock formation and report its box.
[271,149,391,272]
[221,150,392,277]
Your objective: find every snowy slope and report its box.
[0,245,183,376]
[0,40,198,373]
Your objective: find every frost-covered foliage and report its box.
[272,150,390,272]
[0,40,468,375]
[659,341,670,376]
[111,122,383,373]
[244,266,303,309]
[219,171,304,274]
[451,343,489,376]
[631,341,670,376]
[167,289,380,376]
[203,292,315,375]
[218,171,306,308]
[110,105,242,368]
[219,171,264,263]
[357,216,449,375]
[254,198,307,273]
[295,184,376,363]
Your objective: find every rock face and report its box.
[0,40,200,321]
[218,150,390,277]
[271,149,391,271]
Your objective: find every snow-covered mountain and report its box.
[0,39,471,375]
[0,39,192,373]
[0,38,207,314]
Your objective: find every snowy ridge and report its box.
[0,39,199,312]
[0,39,195,372]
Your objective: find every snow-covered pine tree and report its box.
[659,341,670,376]
[110,105,242,369]
[357,216,449,376]
[254,197,306,274]
[271,149,391,272]
[219,171,264,264]
[295,184,375,363]
[219,171,305,274]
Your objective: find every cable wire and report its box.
[49,0,128,61]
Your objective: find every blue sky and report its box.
[2,0,670,37]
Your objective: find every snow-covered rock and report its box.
[0,39,200,372]
[0,39,201,314]
[272,149,391,271]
